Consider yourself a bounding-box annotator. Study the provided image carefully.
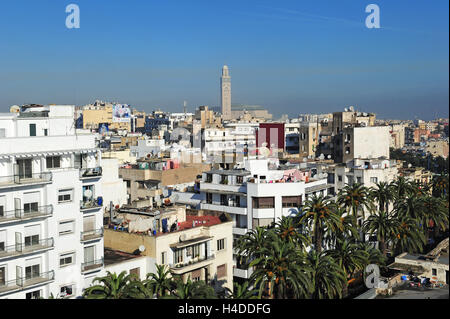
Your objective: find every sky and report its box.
[0,0,448,120]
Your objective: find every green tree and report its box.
[300,194,341,253]
[143,264,175,298]
[83,271,150,299]
[363,210,400,256]
[305,250,346,299]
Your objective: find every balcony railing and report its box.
[81,228,104,242]
[0,205,53,224]
[0,270,55,295]
[79,167,103,179]
[0,172,52,188]
[170,253,215,271]
[0,238,54,260]
[19,270,55,288]
[81,258,104,273]
[80,199,102,211]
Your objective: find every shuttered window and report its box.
[217,264,227,279]
[252,197,275,209]
[59,220,75,236]
[282,196,302,208]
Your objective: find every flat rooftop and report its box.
[104,248,141,266]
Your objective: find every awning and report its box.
[170,236,213,249]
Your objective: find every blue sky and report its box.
[0,0,448,120]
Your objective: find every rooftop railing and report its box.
[0,205,53,224]
[170,253,215,270]
[19,270,55,288]
[80,198,102,211]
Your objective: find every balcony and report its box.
[0,238,54,261]
[0,271,55,295]
[80,199,102,211]
[0,172,52,189]
[81,258,104,273]
[79,167,103,180]
[170,254,215,275]
[81,228,104,242]
[0,205,53,225]
[201,203,247,215]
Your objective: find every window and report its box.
[191,269,201,282]
[252,197,275,209]
[25,264,40,280]
[0,266,5,285]
[60,284,74,297]
[217,239,226,251]
[25,235,39,247]
[236,176,244,184]
[124,180,131,188]
[370,177,378,184]
[161,251,167,265]
[220,194,227,206]
[26,290,41,299]
[58,189,73,203]
[206,193,213,204]
[193,244,200,258]
[59,220,75,236]
[338,175,343,182]
[129,268,140,280]
[432,269,437,276]
[282,196,302,208]
[24,202,38,214]
[17,159,32,179]
[174,250,183,264]
[59,252,75,267]
[217,264,227,279]
[357,177,362,184]
[206,174,212,183]
[0,205,4,217]
[29,124,36,137]
[46,156,61,169]
[43,129,48,136]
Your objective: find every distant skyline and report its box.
[0,0,448,120]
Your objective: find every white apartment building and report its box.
[203,126,257,162]
[198,158,329,280]
[130,138,165,159]
[0,105,104,299]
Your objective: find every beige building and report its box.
[299,122,321,159]
[195,106,222,129]
[389,124,406,149]
[104,205,233,291]
[332,109,376,135]
[119,158,210,206]
[426,140,449,158]
[334,126,390,163]
[399,166,433,185]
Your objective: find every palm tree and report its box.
[170,278,217,299]
[324,206,359,247]
[225,281,259,299]
[390,176,415,200]
[274,215,310,249]
[235,227,269,268]
[300,194,341,253]
[421,195,449,240]
[370,181,394,213]
[83,271,150,299]
[326,239,368,298]
[143,264,174,298]
[249,232,311,299]
[337,183,374,239]
[305,250,346,299]
[432,174,449,199]
[392,216,427,255]
[363,209,400,256]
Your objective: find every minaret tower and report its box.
[221,65,232,120]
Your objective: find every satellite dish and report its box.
[327,155,332,159]
[180,234,187,242]
[139,245,146,252]
[162,189,169,197]
[83,189,93,198]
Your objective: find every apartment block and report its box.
[0,105,104,299]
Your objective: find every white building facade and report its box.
[0,105,104,299]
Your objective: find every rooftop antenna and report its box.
[183,101,187,115]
